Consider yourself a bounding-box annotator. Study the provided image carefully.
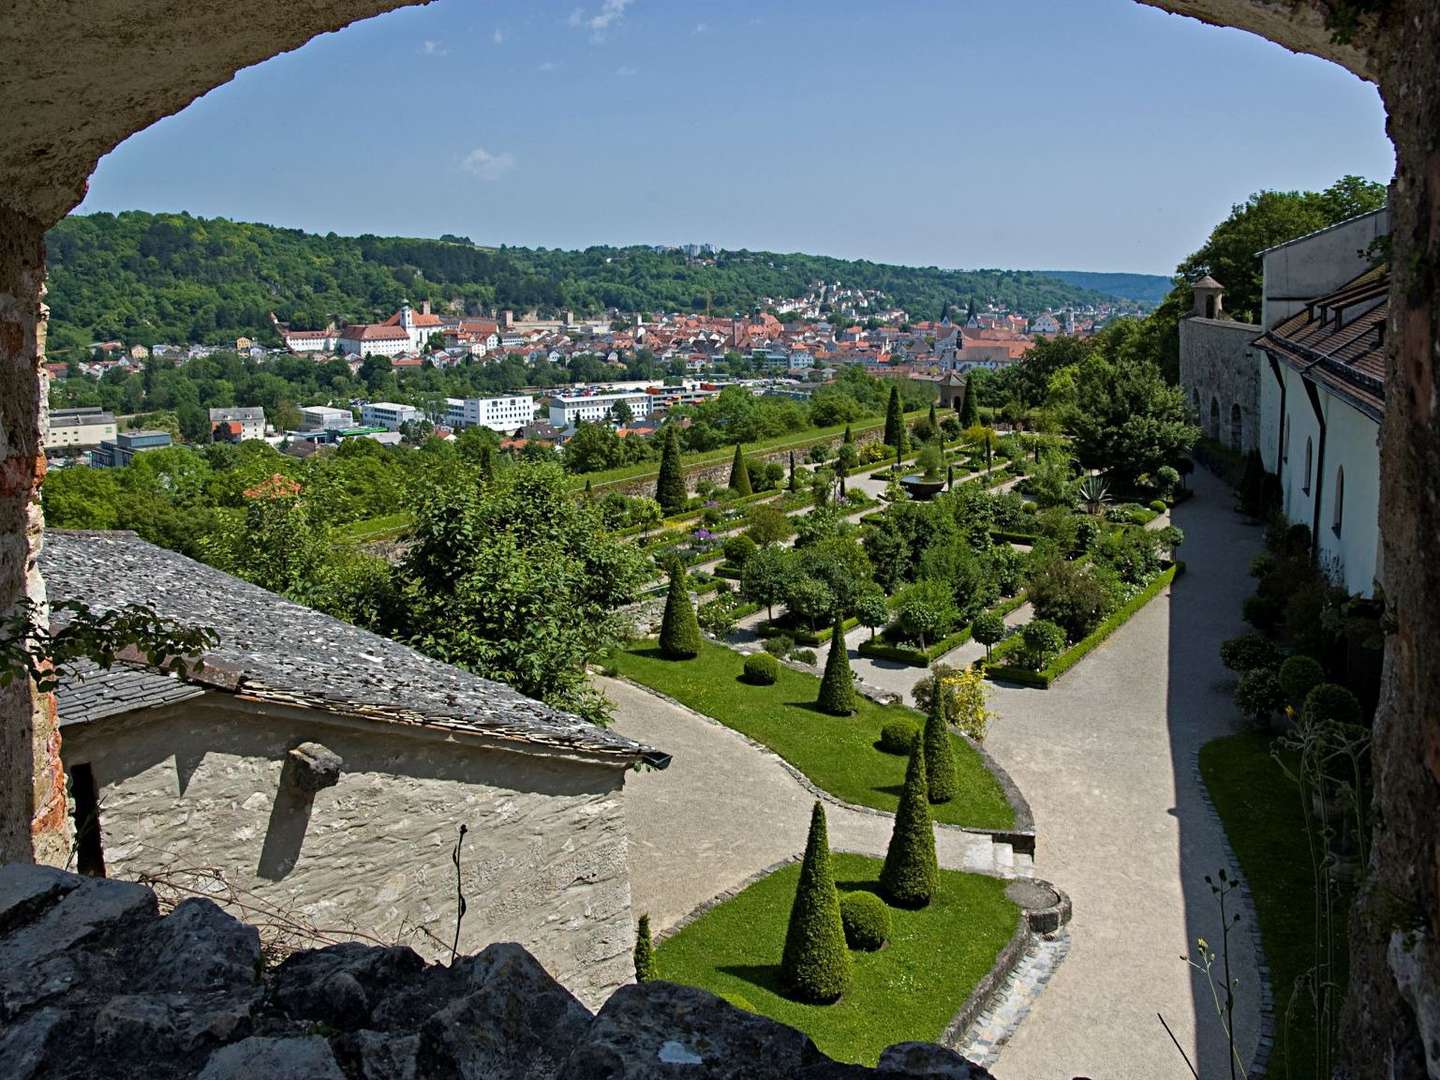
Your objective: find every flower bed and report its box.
[984,562,1183,688]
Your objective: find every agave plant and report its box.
[1077,474,1111,516]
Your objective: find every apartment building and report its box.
[444,395,536,434]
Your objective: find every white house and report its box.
[444,395,537,434]
[1252,263,1386,597]
[360,402,422,431]
[208,406,267,442]
[549,392,654,428]
[338,324,410,357]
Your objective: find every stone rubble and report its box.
[0,865,997,1079]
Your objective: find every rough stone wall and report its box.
[1344,0,1440,1073]
[60,698,635,1008]
[1178,316,1262,452]
[0,864,998,1079]
[0,206,63,869]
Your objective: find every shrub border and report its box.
[985,562,1184,688]
[759,613,861,646]
[858,592,1029,668]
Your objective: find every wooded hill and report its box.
[45,210,1120,353]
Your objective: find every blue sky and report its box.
[77,0,1394,275]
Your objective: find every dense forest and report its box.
[44,211,1116,353]
[1038,271,1174,305]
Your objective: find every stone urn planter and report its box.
[899,473,946,500]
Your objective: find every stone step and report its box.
[991,841,1014,872]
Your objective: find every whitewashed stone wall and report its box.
[59,697,635,1008]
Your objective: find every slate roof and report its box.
[43,531,660,767]
[1252,265,1387,422]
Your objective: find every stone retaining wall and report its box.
[0,864,997,1079]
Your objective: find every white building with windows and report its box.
[360,402,422,431]
[444,395,536,434]
[548,392,653,429]
[300,405,354,431]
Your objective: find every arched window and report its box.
[1209,397,1219,440]
[1230,402,1242,451]
[1205,295,1217,319]
[1333,466,1345,535]
[1303,437,1313,494]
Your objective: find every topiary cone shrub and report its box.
[656,425,686,514]
[880,736,939,908]
[816,618,856,715]
[658,564,701,659]
[839,891,891,952]
[921,689,958,804]
[780,802,852,1003]
[729,443,753,495]
[634,913,656,982]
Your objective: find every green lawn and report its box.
[1199,733,1349,1078]
[656,853,1019,1065]
[334,512,412,543]
[609,640,1015,829]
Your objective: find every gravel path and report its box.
[609,470,1263,1079]
[600,675,1002,933]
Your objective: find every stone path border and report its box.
[607,672,1035,857]
[1189,745,1276,1077]
[953,929,1072,1067]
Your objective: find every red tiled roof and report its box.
[342,324,410,341]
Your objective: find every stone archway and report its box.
[1,2,1435,1073]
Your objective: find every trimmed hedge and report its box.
[839,892,891,952]
[743,653,779,685]
[877,720,919,755]
[858,593,1028,667]
[761,614,861,647]
[985,562,1184,688]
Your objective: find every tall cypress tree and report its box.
[881,737,939,908]
[922,682,958,803]
[658,563,701,659]
[816,617,855,715]
[788,451,798,491]
[583,477,594,500]
[843,424,853,444]
[883,385,903,448]
[633,913,656,982]
[729,443,752,495]
[958,380,978,428]
[656,425,686,513]
[780,802,852,1003]
[927,401,938,431]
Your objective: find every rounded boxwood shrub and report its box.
[1249,551,1276,579]
[1021,501,1039,514]
[839,892,891,951]
[1279,654,1325,708]
[722,534,757,567]
[1149,499,1168,513]
[763,634,794,658]
[790,648,818,665]
[1301,682,1362,725]
[743,653,779,685]
[1234,666,1284,725]
[1220,633,1283,674]
[877,719,919,755]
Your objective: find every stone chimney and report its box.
[501,309,514,329]
[422,298,431,316]
[1192,276,1225,319]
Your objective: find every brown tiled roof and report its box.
[341,324,409,341]
[1253,265,1387,421]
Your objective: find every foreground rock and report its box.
[0,866,995,1079]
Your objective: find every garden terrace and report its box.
[654,853,1021,1066]
[606,639,1016,831]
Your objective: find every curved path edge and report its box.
[606,671,1035,854]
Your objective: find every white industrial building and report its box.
[300,405,355,431]
[444,395,536,434]
[360,402,422,431]
[548,392,653,429]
